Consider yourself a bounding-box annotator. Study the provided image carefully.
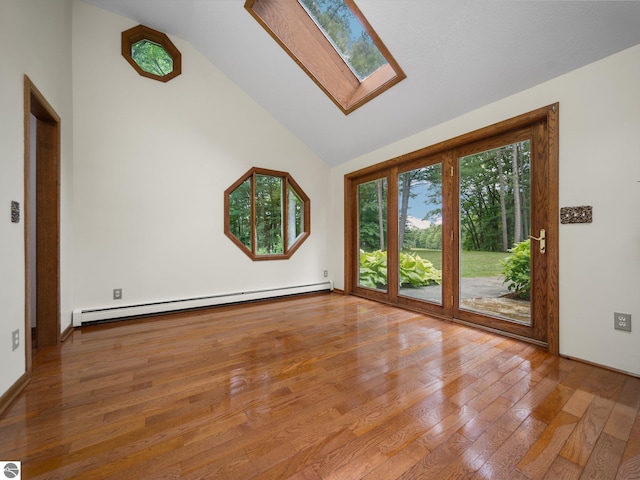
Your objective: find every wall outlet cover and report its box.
[614,312,631,332]
[12,329,20,351]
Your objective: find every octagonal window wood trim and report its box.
[225,167,311,261]
[122,24,182,82]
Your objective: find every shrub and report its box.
[399,251,442,287]
[359,250,442,289]
[501,239,531,299]
[359,250,388,289]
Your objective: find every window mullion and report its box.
[251,173,257,256]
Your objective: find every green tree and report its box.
[459,141,530,252]
[299,0,386,79]
[228,178,252,249]
[349,31,386,78]
[131,40,173,77]
[358,179,387,252]
[255,175,283,254]
[399,165,441,251]
[422,224,442,250]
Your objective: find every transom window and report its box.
[245,0,405,114]
[225,168,310,260]
[121,25,182,82]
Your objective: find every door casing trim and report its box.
[24,75,62,371]
[345,104,559,354]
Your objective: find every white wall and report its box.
[0,0,74,394]
[72,2,329,310]
[329,44,640,376]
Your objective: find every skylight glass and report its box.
[298,0,388,81]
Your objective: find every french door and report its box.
[345,105,558,352]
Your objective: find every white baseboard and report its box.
[72,281,333,326]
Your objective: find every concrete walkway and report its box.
[399,276,510,303]
[400,276,531,323]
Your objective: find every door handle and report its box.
[529,229,546,254]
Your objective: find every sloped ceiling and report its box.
[83,0,640,166]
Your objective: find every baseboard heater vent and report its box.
[72,281,333,327]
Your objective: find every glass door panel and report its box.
[398,164,443,304]
[358,178,388,291]
[458,140,531,324]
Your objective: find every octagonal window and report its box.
[225,168,310,260]
[122,25,181,82]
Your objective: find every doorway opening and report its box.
[345,105,558,353]
[24,75,61,369]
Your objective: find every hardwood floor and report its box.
[0,293,638,479]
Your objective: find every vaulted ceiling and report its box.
[83,0,640,166]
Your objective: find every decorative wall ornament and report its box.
[11,201,20,223]
[560,205,592,224]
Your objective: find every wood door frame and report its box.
[24,75,61,370]
[452,126,543,343]
[345,104,559,354]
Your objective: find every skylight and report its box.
[245,0,405,114]
[298,0,387,81]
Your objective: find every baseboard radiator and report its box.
[72,281,333,327]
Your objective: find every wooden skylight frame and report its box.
[245,0,406,115]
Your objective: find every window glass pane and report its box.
[298,0,388,80]
[131,39,174,76]
[398,165,443,304]
[228,178,252,250]
[287,185,304,249]
[459,140,531,324]
[358,178,387,291]
[255,174,284,255]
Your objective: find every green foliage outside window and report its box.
[358,179,387,252]
[225,169,309,260]
[501,239,531,299]
[299,0,387,79]
[228,178,252,250]
[255,175,284,255]
[131,39,174,77]
[458,141,531,252]
[402,224,442,250]
[287,186,305,246]
[359,250,442,289]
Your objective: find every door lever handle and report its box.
[529,229,546,254]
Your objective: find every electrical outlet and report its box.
[324,270,328,278]
[614,312,631,332]
[113,288,122,300]
[12,329,19,351]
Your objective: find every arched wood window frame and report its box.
[121,24,182,82]
[224,168,311,261]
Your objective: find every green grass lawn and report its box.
[410,248,510,277]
